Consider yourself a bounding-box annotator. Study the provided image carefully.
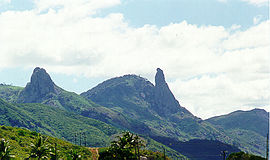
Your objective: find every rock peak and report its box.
[33,67,44,73]
[18,67,57,103]
[155,68,166,86]
[30,67,54,88]
[152,68,191,116]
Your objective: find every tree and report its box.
[133,134,145,160]
[99,131,145,160]
[28,134,50,160]
[68,149,81,160]
[0,139,14,160]
[227,152,266,160]
[50,143,59,160]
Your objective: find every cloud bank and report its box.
[0,0,11,6]
[0,0,269,118]
[241,0,269,6]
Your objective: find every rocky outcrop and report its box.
[153,68,190,116]
[18,67,59,103]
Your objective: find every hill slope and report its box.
[205,109,269,155]
[0,125,92,159]
[0,84,22,102]
[0,98,188,159]
[0,98,119,147]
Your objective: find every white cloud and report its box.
[0,0,11,6]
[0,1,269,119]
[33,0,121,16]
[241,0,268,6]
[217,0,227,3]
[230,24,241,30]
[73,78,78,83]
[253,15,263,25]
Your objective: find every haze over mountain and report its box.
[0,67,268,159]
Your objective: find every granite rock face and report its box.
[153,68,190,116]
[18,67,58,103]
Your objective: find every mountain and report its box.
[81,68,269,157]
[81,68,225,139]
[81,68,192,119]
[1,67,267,158]
[16,67,97,112]
[206,109,269,137]
[0,75,187,159]
[206,109,269,155]
[0,67,150,133]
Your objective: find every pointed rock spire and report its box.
[155,68,166,87]
[153,68,191,116]
[18,67,57,103]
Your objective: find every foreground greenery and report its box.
[1,126,185,160]
[227,152,266,160]
[99,131,171,160]
[0,125,92,159]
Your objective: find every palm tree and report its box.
[69,149,81,160]
[0,139,14,160]
[50,143,59,160]
[99,131,145,160]
[28,134,50,160]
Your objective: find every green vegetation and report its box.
[0,125,92,159]
[1,68,268,159]
[227,152,266,160]
[0,84,22,103]
[28,134,51,159]
[0,98,119,147]
[0,126,184,160]
[99,131,171,160]
[0,138,14,160]
[0,98,187,159]
[206,109,268,155]
[81,74,225,140]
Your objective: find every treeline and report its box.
[227,151,266,160]
[0,131,90,159]
[0,126,169,159]
[99,131,170,160]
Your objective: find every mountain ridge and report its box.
[0,67,268,158]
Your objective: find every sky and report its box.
[0,0,269,119]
